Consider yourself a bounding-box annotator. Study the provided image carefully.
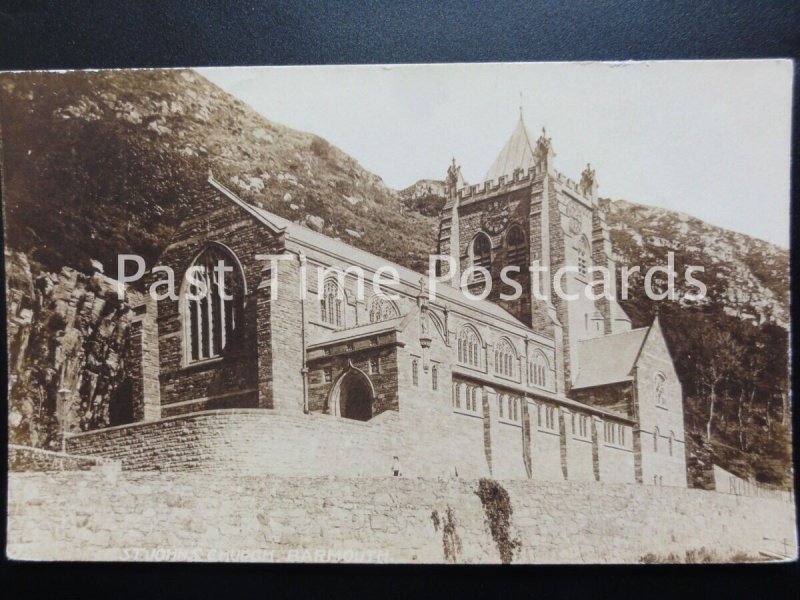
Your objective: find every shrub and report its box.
[310,136,330,158]
[475,478,521,564]
[431,506,462,563]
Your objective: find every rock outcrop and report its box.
[6,250,137,448]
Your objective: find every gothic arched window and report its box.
[530,351,549,388]
[494,338,516,378]
[320,278,345,328]
[368,295,399,324]
[432,365,438,391]
[185,244,244,363]
[506,224,527,266]
[471,233,492,269]
[653,427,660,452]
[654,373,666,406]
[577,236,590,277]
[669,431,675,457]
[457,325,482,368]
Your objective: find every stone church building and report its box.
[68,116,688,487]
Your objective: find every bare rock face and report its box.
[305,214,325,231]
[6,250,136,449]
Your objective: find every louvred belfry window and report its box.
[472,233,492,269]
[506,225,527,267]
[186,245,244,363]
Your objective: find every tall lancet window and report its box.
[654,373,666,406]
[471,233,492,269]
[185,245,244,363]
[577,236,590,277]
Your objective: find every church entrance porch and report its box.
[330,366,374,422]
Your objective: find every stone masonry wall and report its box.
[153,187,280,414]
[7,471,796,563]
[66,410,403,477]
[635,318,687,488]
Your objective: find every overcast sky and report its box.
[199,61,792,247]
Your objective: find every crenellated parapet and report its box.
[455,165,543,202]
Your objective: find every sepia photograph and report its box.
[2,60,795,564]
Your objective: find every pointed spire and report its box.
[484,113,536,182]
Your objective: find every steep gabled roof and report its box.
[484,114,536,182]
[572,327,650,390]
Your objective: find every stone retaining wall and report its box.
[66,409,403,477]
[8,444,116,472]
[7,471,796,563]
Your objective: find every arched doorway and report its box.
[330,366,374,422]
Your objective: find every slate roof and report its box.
[307,314,412,348]
[484,114,537,182]
[571,327,650,390]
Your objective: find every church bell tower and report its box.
[437,110,632,390]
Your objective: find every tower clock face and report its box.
[481,200,510,235]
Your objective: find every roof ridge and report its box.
[208,175,535,332]
[577,326,649,343]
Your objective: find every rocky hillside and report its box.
[599,199,790,488]
[400,179,447,217]
[603,198,788,328]
[1,69,791,487]
[0,69,439,278]
[6,250,138,447]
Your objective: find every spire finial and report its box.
[519,92,523,118]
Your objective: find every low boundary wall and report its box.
[7,471,797,563]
